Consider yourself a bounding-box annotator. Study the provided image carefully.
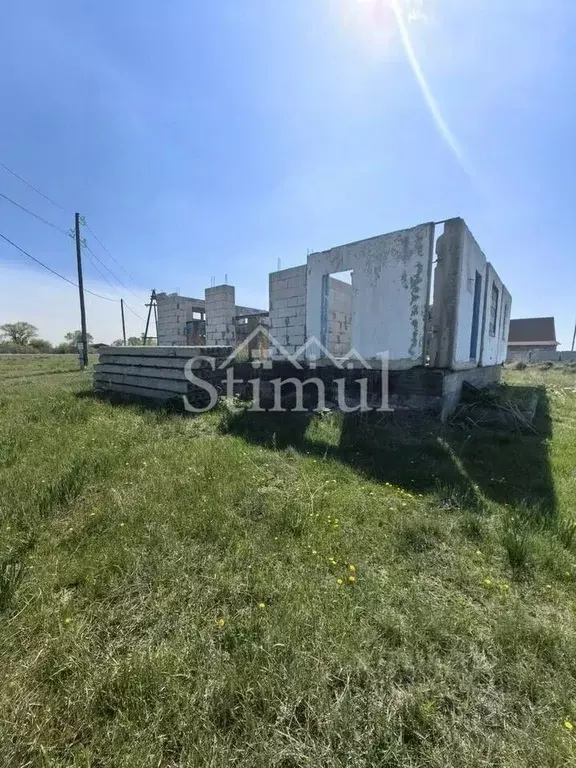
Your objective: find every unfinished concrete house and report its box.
[156,287,268,348]
[95,217,511,418]
[268,218,510,369]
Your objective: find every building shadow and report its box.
[221,385,556,518]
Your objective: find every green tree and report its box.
[127,336,143,346]
[64,330,94,345]
[0,321,38,346]
[28,338,53,353]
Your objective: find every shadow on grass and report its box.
[221,385,556,519]
[80,384,556,518]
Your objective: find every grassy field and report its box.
[2,356,576,766]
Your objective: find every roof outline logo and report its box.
[218,325,375,370]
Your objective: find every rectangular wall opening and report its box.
[320,270,353,357]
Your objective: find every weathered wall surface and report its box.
[433,219,511,370]
[326,277,352,356]
[205,285,236,346]
[306,223,434,366]
[452,223,489,370]
[429,221,462,368]
[480,265,510,366]
[269,266,307,356]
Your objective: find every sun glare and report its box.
[337,0,471,177]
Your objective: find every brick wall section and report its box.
[327,277,352,356]
[205,285,236,346]
[269,266,307,356]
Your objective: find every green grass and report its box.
[2,357,576,766]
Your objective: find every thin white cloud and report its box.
[0,263,150,344]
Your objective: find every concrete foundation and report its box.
[94,347,502,420]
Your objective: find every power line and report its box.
[0,231,117,302]
[0,191,70,237]
[0,161,66,211]
[0,159,145,301]
[123,301,146,322]
[83,245,123,296]
[83,240,140,300]
[84,222,139,284]
[82,244,146,320]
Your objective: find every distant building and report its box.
[507,317,559,362]
[156,287,269,353]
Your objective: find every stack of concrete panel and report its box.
[94,346,234,406]
[269,266,307,356]
[205,285,236,346]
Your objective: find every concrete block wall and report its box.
[327,277,352,356]
[156,293,205,346]
[156,293,187,346]
[205,285,236,346]
[269,266,307,356]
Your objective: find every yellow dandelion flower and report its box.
[348,576,356,584]
[483,578,492,586]
[64,617,72,624]
[349,564,356,573]
[258,602,266,610]
[564,720,574,731]
[216,617,225,628]
[336,578,343,585]
[312,550,318,555]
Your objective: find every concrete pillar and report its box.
[430,218,465,368]
[268,266,307,356]
[205,285,236,346]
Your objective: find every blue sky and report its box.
[0,0,574,345]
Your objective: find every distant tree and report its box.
[28,338,53,353]
[0,321,38,346]
[127,336,143,346]
[64,330,94,345]
[53,343,74,354]
[111,339,125,347]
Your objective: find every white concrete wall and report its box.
[452,225,489,369]
[442,221,511,370]
[480,265,510,366]
[306,223,434,365]
[205,285,236,346]
[327,277,352,356]
[269,266,307,356]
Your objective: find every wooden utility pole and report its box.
[120,298,127,345]
[571,320,576,352]
[74,212,89,368]
[143,289,157,346]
